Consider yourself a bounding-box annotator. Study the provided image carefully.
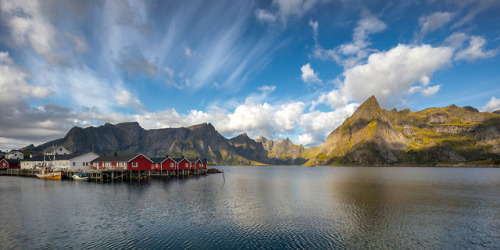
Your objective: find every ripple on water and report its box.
[1,167,500,249]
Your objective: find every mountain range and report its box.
[22,96,500,166]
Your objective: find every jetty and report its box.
[0,168,216,182]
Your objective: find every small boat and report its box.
[72,173,89,181]
[36,168,62,180]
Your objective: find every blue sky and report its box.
[1,0,500,150]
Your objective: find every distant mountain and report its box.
[256,136,312,165]
[25,122,287,165]
[306,95,500,166]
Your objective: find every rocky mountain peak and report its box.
[350,95,381,124]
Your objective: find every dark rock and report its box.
[463,106,479,112]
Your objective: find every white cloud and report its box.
[255,9,276,23]
[297,103,358,146]
[275,102,306,132]
[256,0,323,25]
[342,44,453,107]
[483,97,500,112]
[185,47,192,57]
[444,32,469,49]
[317,90,348,109]
[164,67,175,78]
[258,85,276,93]
[309,19,318,42]
[0,51,51,105]
[0,0,87,65]
[313,15,386,68]
[342,16,387,55]
[409,85,441,97]
[455,36,498,62]
[419,12,454,35]
[301,63,322,84]
[114,90,145,112]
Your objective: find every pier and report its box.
[0,168,212,182]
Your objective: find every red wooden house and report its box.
[177,157,192,171]
[189,158,204,169]
[0,159,20,169]
[91,153,153,171]
[151,156,177,171]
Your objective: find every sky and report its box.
[1,0,500,150]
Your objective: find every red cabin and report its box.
[127,154,152,171]
[177,158,191,171]
[151,156,177,171]
[91,153,153,171]
[0,159,20,169]
[190,158,204,169]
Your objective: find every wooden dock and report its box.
[0,168,210,182]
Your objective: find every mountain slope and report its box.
[30,123,250,165]
[307,95,500,166]
[256,136,311,165]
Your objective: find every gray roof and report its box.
[91,154,151,163]
[20,154,88,162]
[1,159,20,163]
[151,157,165,164]
[171,157,184,162]
[43,145,69,153]
[187,158,202,163]
[21,155,46,162]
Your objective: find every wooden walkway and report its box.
[0,168,209,182]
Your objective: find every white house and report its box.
[21,152,99,170]
[6,150,23,160]
[49,152,100,171]
[20,155,46,169]
[43,145,71,156]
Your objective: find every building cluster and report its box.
[1,146,207,171]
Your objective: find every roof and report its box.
[1,159,20,163]
[43,145,69,153]
[151,157,166,164]
[171,157,184,162]
[91,153,152,163]
[7,150,22,154]
[20,154,89,162]
[20,155,46,162]
[188,158,202,163]
[92,154,138,162]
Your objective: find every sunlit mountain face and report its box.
[1,0,499,150]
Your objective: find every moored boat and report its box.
[72,173,89,181]
[36,169,62,180]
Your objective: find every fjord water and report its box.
[1,166,499,249]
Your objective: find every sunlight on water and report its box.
[1,166,499,249]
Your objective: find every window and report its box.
[185,163,188,168]
[73,162,76,167]
[170,163,174,168]
[132,162,138,167]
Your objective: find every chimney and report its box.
[181,155,184,159]
[165,154,168,158]
[114,152,117,156]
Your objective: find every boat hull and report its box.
[72,175,89,181]
[36,172,62,180]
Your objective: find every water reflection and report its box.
[1,167,499,249]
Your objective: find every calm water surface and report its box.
[0,166,499,249]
